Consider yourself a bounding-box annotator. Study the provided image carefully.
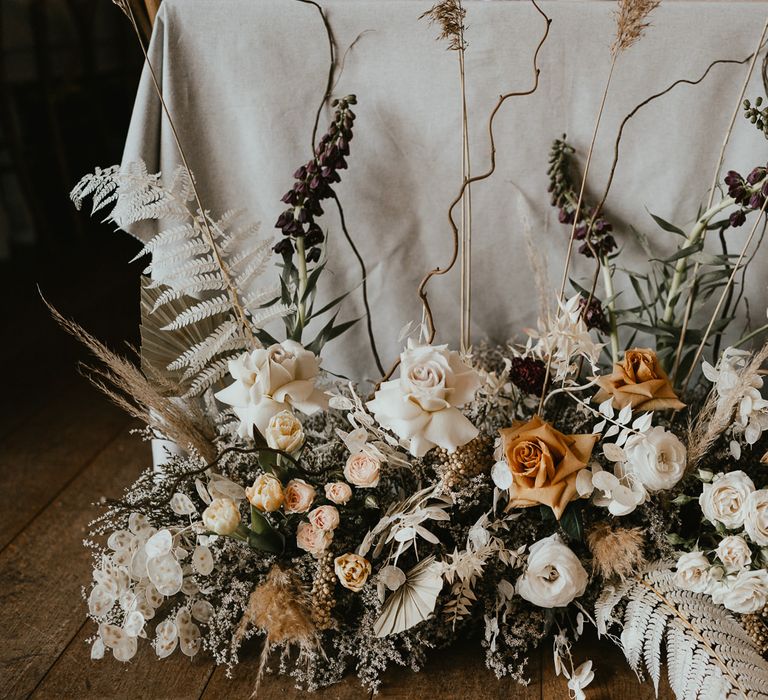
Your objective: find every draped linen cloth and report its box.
[122,0,768,380]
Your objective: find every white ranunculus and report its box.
[716,535,752,572]
[366,340,481,457]
[264,410,305,453]
[516,534,588,608]
[622,426,686,493]
[202,498,241,535]
[699,470,755,529]
[214,340,328,439]
[718,569,768,614]
[674,551,712,593]
[744,489,768,546]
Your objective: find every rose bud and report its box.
[308,505,340,532]
[202,498,241,535]
[325,482,353,505]
[284,478,316,514]
[265,410,304,454]
[296,521,332,556]
[246,474,284,513]
[334,553,371,592]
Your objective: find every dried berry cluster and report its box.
[744,96,768,139]
[508,356,547,396]
[547,136,617,259]
[274,95,357,261]
[433,434,493,489]
[724,164,768,228]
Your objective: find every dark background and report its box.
[0,1,155,430]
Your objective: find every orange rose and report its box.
[498,416,597,519]
[593,348,684,412]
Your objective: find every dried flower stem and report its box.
[681,195,768,391]
[671,19,768,379]
[539,54,618,413]
[378,0,551,384]
[118,1,257,349]
[459,45,473,354]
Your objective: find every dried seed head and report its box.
[612,0,661,56]
[420,0,467,52]
[587,524,646,580]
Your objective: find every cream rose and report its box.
[202,498,241,535]
[284,479,316,514]
[367,340,481,457]
[744,489,768,546]
[674,551,712,593]
[516,534,588,608]
[265,410,305,453]
[296,521,332,555]
[622,426,686,493]
[699,471,755,529]
[344,453,381,488]
[245,474,284,513]
[308,505,340,532]
[334,553,372,592]
[718,569,768,614]
[325,482,353,505]
[214,340,328,439]
[716,535,752,572]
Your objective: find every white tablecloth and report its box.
[122,0,768,380]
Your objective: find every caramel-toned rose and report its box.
[325,482,353,505]
[296,521,332,555]
[593,348,684,411]
[334,553,371,592]
[498,416,598,519]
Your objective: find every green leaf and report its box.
[306,315,360,355]
[308,288,353,321]
[649,212,686,237]
[301,262,327,303]
[651,241,704,264]
[559,502,584,542]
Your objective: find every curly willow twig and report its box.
[378,0,552,384]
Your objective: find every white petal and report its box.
[192,545,214,576]
[170,492,197,516]
[602,443,626,462]
[195,478,212,506]
[191,599,213,623]
[154,619,178,659]
[491,460,513,490]
[179,622,201,657]
[112,635,137,662]
[181,577,199,595]
[99,623,125,649]
[107,530,134,552]
[90,637,105,660]
[128,513,150,535]
[88,585,115,617]
[146,553,183,596]
[123,611,145,637]
[145,529,173,559]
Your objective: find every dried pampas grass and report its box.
[687,342,768,470]
[46,299,216,461]
[235,565,317,697]
[588,524,646,581]
[420,0,467,52]
[612,0,661,56]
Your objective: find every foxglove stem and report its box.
[660,196,735,326]
[599,253,619,363]
[295,236,309,337]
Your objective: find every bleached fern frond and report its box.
[70,165,120,213]
[217,219,261,253]
[166,318,239,372]
[247,303,294,330]
[183,354,241,398]
[147,255,220,288]
[132,223,198,260]
[161,294,233,331]
[180,337,245,381]
[242,284,281,312]
[596,564,768,699]
[151,273,227,312]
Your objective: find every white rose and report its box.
[296,521,332,556]
[716,535,752,572]
[325,482,353,505]
[265,410,305,453]
[344,453,381,488]
[718,569,768,614]
[516,534,588,608]
[214,340,328,439]
[744,489,768,546]
[367,340,480,457]
[622,427,686,493]
[699,471,755,529]
[284,479,316,514]
[308,505,340,531]
[202,498,241,535]
[674,551,712,593]
[245,474,284,513]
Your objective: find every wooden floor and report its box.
[0,238,674,699]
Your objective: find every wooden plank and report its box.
[538,629,674,700]
[1,430,146,698]
[0,379,127,551]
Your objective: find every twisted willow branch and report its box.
[297,0,384,376]
[379,0,552,383]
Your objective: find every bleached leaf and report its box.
[123,610,145,638]
[90,637,105,660]
[603,443,626,462]
[145,529,173,559]
[146,553,183,596]
[89,585,116,617]
[107,530,134,552]
[191,599,214,623]
[192,545,214,576]
[617,404,633,425]
[154,619,178,659]
[195,478,212,505]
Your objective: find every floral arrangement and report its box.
[60,0,768,697]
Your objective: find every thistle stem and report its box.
[660,196,735,326]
